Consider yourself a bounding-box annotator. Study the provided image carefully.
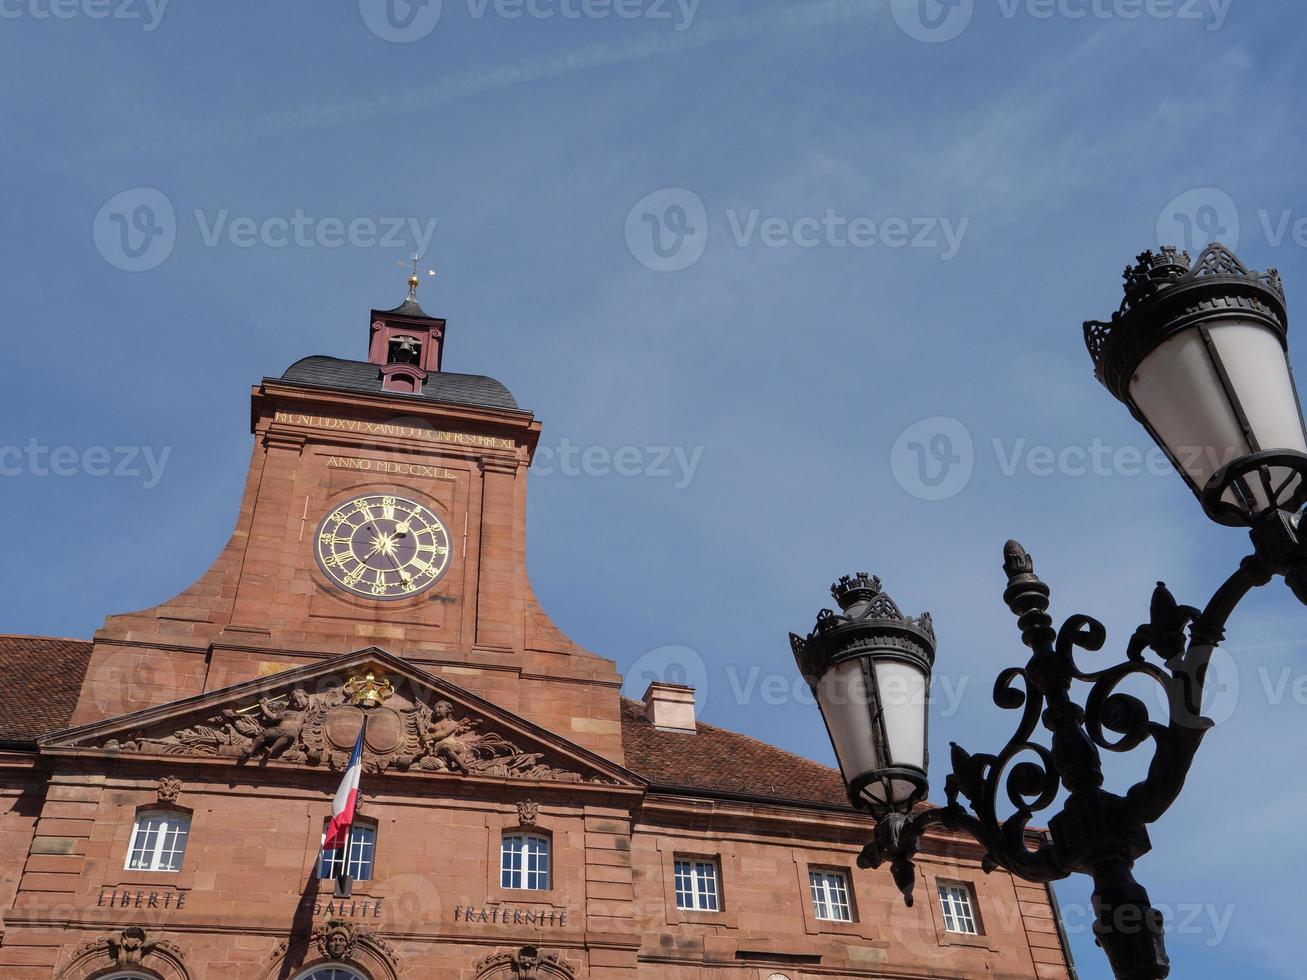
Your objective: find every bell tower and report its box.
[71,270,625,762]
[368,260,446,394]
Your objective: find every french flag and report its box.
[322,722,365,853]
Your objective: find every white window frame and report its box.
[674,857,721,912]
[318,822,377,881]
[938,882,980,935]
[124,810,190,873]
[501,833,551,891]
[809,868,854,922]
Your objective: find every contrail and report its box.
[42,0,881,170]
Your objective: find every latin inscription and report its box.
[325,455,458,480]
[274,412,515,451]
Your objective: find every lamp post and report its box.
[791,242,1307,980]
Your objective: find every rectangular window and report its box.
[809,869,853,922]
[126,812,190,872]
[501,834,551,891]
[674,858,720,912]
[319,824,377,881]
[939,882,980,935]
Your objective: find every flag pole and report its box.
[329,716,366,900]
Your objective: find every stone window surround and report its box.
[482,807,568,909]
[654,838,738,928]
[924,872,996,952]
[317,817,380,882]
[803,863,859,929]
[787,850,884,941]
[303,810,396,902]
[101,796,196,892]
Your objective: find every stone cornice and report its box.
[253,381,539,441]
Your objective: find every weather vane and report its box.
[399,255,436,301]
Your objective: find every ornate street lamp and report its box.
[792,242,1307,980]
[790,574,935,817]
[1085,242,1307,529]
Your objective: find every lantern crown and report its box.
[1121,245,1193,310]
[831,572,882,609]
[1084,241,1287,401]
[791,574,935,687]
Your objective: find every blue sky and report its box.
[3,0,1307,975]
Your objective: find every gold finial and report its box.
[399,256,436,301]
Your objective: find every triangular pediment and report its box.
[41,648,640,789]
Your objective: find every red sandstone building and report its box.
[0,281,1076,979]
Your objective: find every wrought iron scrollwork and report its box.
[866,539,1275,980]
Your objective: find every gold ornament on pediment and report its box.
[344,668,395,707]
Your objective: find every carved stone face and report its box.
[289,689,310,710]
[434,701,453,720]
[517,945,541,974]
[326,931,350,957]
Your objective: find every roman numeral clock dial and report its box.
[314,494,452,600]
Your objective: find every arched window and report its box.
[501,833,550,890]
[101,974,158,980]
[294,968,369,980]
[125,810,191,872]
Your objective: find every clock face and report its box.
[315,494,452,600]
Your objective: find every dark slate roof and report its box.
[619,698,853,810]
[380,297,432,318]
[0,636,93,742]
[276,356,521,412]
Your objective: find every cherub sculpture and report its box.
[239,688,311,762]
[420,700,479,773]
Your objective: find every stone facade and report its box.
[0,290,1074,979]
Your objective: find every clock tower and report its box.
[69,276,625,761]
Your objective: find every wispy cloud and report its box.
[41,0,884,172]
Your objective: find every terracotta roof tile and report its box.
[0,639,856,812]
[619,698,852,810]
[0,635,92,742]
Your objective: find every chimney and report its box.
[642,682,697,735]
